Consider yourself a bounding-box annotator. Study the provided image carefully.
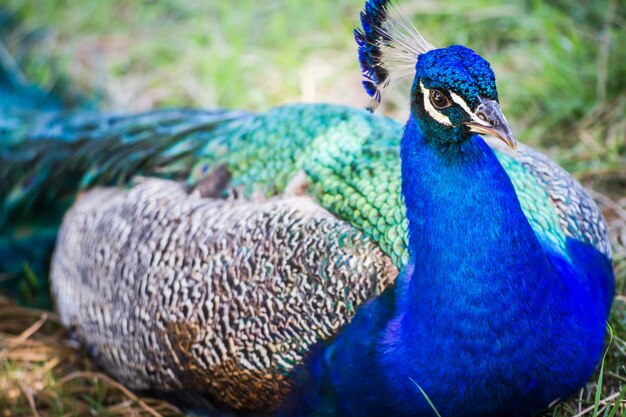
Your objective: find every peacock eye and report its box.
[430,89,451,109]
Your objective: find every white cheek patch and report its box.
[449,91,491,127]
[420,81,453,127]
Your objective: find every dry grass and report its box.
[0,297,185,417]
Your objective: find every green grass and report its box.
[4,0,625,172]
[1,0,625,416]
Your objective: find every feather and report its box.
[354,0,435,109]
[51,178,398,411]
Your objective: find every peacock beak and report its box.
[463,98,517,150]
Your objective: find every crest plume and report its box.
[354,0,436,109]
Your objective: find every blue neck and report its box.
[386,118,566,414]
[400,118,552,305]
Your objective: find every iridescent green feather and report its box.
[1,103,608,305]
[495,152,567,253]
[189,105,410,265]
[188,104,608,267]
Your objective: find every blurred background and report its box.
[2,0,625,173]
[0,0,625,415]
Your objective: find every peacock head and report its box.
[355,0,516,149]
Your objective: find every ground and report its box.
[0,0,625,415]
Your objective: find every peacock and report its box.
[0,0,615,416]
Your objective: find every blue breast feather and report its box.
[284,119,614,417]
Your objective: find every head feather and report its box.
[354,0,436,110]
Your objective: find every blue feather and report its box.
[354,0,393,102]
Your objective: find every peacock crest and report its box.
[354,0,435,109]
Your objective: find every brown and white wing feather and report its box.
[51,178,398,412]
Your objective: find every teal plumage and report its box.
[1,104,609,270]
[0,0,615,415]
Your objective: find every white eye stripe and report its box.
[419,81,453,127]
[449,91,491,126]
[449,91,473,116]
